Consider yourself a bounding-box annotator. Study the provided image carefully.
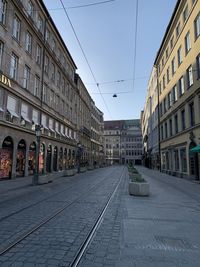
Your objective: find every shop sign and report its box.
[0,74,11,88]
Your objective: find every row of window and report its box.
[0,91,76,139]
[160,14,200,94]
[160,54,200,117]
[160,96,200,140]
[161,147,187,173]
[0,0,74,79]
[158,0,199,74]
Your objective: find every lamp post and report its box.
[33,125,42,185]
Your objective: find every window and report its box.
[179,76,185,96]
[169,119,173,136]
[44,55,49,74]
[0,0,7,25]
[25,31,32,54]
[170,36,174,49]
[185,31,191,54]
[181,109,186,130]
[166,67,170,83]
[45,28,50,43]
[187,65,193,87]
[171,57,176,75]
[42,114,48,129]
[36,44,41,65]
[189,102,195,126]
[183,5,188,22]
[27,0,34,18]
[7,95,19,118]
[164,98,167,113]
[50,90,54,107]
[176,22,181,37]
[194,12,200,39]
[32,109,39,124]
[174,114,178,134]
[21,103,30,122]
[51,63,55,81]
[37,14,43,33]
[52,38,56,52]
[43,83,47,103]
[49,118,54,131]
[162,75,165,89]
[165,122,168,138]
[12,15,21,41]
[34,75,40,97]
[10,53,18,80]
[180,148,187,172]
[23,65,30,89]
[166,48,169,59]
[168,92,172,108]
[197,54,200,79]
[0,41,3,69]
[162,57,164,67]
[172,85,178,102]
[57,71,61,88]
[174,150,179,171]
[177,46,182,66]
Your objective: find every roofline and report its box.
[154,0,181,66]
[40,0,77,69]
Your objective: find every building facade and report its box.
[0,0,103,180]
[142,0,200,179]
[141,67,159,169]
[104,120,142,165]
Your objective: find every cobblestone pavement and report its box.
[1,166,200,266]
[78,166,200,267]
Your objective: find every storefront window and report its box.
[53,146,58,171]
[180,148,187,173]
[39,143,45,174]
[59,148,63,171]
[0,136,13,179]
[46,145,52,173]
[174,149,179,171]
[16,139,26,177]
[28,142,36,175]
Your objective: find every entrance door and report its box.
[189,142,199,180]
[46,145,52,173]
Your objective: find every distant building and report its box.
[104,120,143,165]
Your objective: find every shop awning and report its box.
[190,145,200,153]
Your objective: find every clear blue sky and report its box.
[43,0,177,120]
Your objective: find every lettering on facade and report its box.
[0,74,11,88]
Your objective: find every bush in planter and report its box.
[128,168,149,196]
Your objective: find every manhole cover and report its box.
[155,236,195,250]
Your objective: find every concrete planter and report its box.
[38,175,52,185]
[80,167,87,173]
[65,169,75,176]
[87,165,94,171]
[129,181,149,196]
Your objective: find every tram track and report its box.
[0,167,125,258]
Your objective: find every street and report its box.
[0,166,200,266]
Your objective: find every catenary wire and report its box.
[59,0,113,119]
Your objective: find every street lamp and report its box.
[33,125,42,185]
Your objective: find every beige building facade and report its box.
[154,0,200,179]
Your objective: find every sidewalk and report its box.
[118,166,200,267]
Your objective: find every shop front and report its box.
[46,145,52,173]
[16,139,26,177]
[0,136,13,179]
[28,142,36,176]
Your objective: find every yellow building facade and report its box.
[154,0,200,179]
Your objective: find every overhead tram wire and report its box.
[59,0,113,119]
